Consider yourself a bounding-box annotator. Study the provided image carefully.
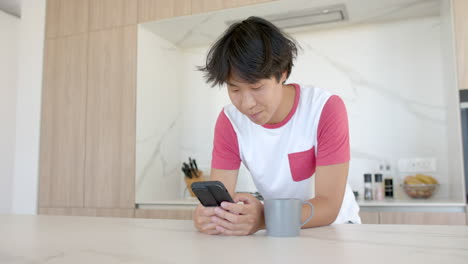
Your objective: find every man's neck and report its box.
[267,84,295,124]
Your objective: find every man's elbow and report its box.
[324,201,342,225]
[312,195,344,226]
[325,210,339,225]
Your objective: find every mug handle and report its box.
[301,201,314,227]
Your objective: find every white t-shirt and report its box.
[211,84,361,224]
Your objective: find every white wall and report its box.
[136,25,184,202]
[0,10,20,214]
[290,17,450,200]
[138,16,463,202]
[440,0,465,201]
[11,0,46,214]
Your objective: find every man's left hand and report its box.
[212,193,265,236]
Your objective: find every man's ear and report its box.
[280,71,288,84]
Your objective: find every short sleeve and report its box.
[211,110,241,170]
[316,95,350,166]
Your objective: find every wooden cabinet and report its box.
[39,34,88,208]
[85,26,137,209]
[138,0,192,23]
[191,0,272,14]
[40,1,137,215]
[454,0,468,89]
[46,0,89,38]
[138,0,275,22]
[380,212,466,225]
[89,0,138,31]
[359,212,379,224]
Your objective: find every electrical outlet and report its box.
[397,158,437,172]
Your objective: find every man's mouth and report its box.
[249,111,262,120]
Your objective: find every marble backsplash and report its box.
[136,15,463,202]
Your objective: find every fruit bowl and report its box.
[402,174,439,198]
[401,183,439,198]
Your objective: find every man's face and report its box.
[226,72,287,125]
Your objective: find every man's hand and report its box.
[212,193,265,236]
[193,204,222,235]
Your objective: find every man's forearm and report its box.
[301,196,341,228]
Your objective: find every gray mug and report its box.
[264,199,314,237]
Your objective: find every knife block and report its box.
[184,170,207,197]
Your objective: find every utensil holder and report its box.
[184,170,207,197]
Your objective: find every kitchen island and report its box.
[1,215,467,263]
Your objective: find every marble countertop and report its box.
[1,215,467,264]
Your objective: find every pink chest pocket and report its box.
[288,146,316,182]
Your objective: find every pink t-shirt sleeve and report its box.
[316,95,350,166]
[211,110,241,170]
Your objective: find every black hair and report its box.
[198,16,298,87]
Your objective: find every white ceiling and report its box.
[142,0,440,49]
[0,0,21,17]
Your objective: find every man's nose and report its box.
[241,91,256,111]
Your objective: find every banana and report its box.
[405,174,438,185]
[415,174,438,184]
[407,179,423,185]
[430,175,438,184]
[404,176,422,185]
[415,174,431,184]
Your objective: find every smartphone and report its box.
[191,181,234,207]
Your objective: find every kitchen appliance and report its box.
[226,4,348,30]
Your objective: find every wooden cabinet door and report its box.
[46,0,89,38]
[359,212,379,224]
[191,0,273,15]
[89,0,138,31]
[454,0,468,89]
[39,34,88,208]
[85,26,137,209]
[380,212,466,225]
[138,0,192,22]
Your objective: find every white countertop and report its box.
[1,215,467,264]
[357,198,466,207]
[137,197,467,209]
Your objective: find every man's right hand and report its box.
[193,169,239,235]
[193,204,222,235]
